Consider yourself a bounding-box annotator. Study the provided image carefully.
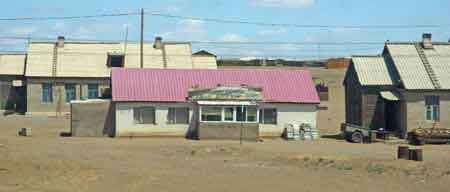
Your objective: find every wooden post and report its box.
[140,8,144,68]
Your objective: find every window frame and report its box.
[168,107,190,124]
[87,84,99,99]
[200,106,223,122]
[133,107,156,125]
[199,106,260,123]
[259,108,278,125]
[42,83,53,103]
[425,96,440,122]
[65,84,76,103]
[107,54,125,68]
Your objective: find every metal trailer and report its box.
[341,123,373,143]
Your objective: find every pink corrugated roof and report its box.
[112,68,320,104]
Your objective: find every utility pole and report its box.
[140,8,144,68]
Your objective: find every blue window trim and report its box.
[87,84,99,99]
[42,83,53,103]
[65,84,76,103]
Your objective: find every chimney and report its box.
[57,36,65,48]
[153,36,163,49]
[422,33,433,49]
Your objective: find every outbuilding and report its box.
[344,34,450,138]
[111,68,320,139]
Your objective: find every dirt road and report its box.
[1,115,450,192]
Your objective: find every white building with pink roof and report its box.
[110,68,320,140]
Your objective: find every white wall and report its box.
[192,56,218,69]
[259,103,318,137]
[115,102,318,137]
[115,102,195,137]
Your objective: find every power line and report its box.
[145,12,448,29]
[0,12,139,21]
[0,36,388,45]
[0,10,447,29]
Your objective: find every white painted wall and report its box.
[259,103,318,137]
[115,102,195,137]
[192,55,218,69]
[115,102,318,137]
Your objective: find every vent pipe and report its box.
[422,33,433,49]
[57,36,65,48]
[153,36,163,49]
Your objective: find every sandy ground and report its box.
[1,115,450,192]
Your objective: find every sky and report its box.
[0,0,449,59]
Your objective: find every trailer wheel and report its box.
[351,131,363,143]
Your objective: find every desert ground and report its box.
[1,67,450,192]
[2,115,450,192]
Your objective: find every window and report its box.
[236,106,247,122]
[65,84,76,103]
[201,106,222,122]
[42,83,53,103]
[247,107,258,122]
[168,108,189,124]
[425,96,440,121]
[133,107,155,124]
[87,84,99,99]
[224,107,234,121]
[107,54,125,67]
[259,109,277,124]
[200,106,259,123]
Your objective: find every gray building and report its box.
[24,36,217,115]
[0,53,26,114]
[344,34,450,138]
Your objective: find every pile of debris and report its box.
[284,123,319,141]
[408,127,450,145]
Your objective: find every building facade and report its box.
[25,36,218,115]
[0,53,26,114]
[111,68,320,139]
[344,34,450,138]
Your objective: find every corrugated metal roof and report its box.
[111,68,320,104]
[386,44,435,89]
[352,56,394,86]
[423,45,450,89]
[25,41,197,77]
[0,54,25,75]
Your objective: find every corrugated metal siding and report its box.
[112,68,320,104]
[0,54,25,75]
[423,45,450,89]
[352,56,394,86]
[386,44,435,89]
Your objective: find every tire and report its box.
[351,132,363,143]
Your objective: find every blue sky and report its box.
[1,0,450,59]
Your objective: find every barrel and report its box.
[409,149,423,161]
[408,149,417,161]
[397,146,409,160]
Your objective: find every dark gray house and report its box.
[344,34,450,138]
[0,53,26,114]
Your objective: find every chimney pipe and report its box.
[153,36,163,49]
[57,36,65,48]
[422,33,433,49]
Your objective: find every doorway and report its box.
[385,101,399,133]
